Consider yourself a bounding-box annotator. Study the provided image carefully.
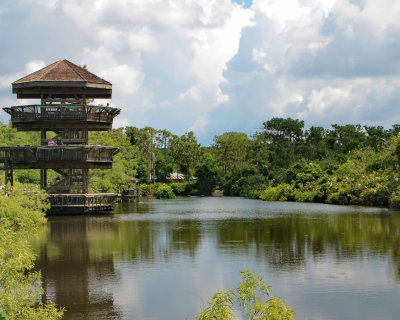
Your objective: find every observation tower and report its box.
[0,59,121,215]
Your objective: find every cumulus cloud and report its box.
[215,0,400,140]
[1,0,400,144]
[0,60,45,89]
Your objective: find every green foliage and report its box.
[389,189,400,208]
[139,183,158,197]
[170,182,187,195]
[196,291,235,320]
[262,117,305,169]
[195,164,218,195]
[260,184,293,202]
[0,123,40,147]
[226,172,269,197]
[0,184,63,320]
[155,184,176,199]
[196,270,295,320]
[213,132,250,178]
[0,308,8,320]
[140,183,177,198]
[15,170,41,184]
[2,117,400,208]
[89,129,137,192]
[170,132,202,182]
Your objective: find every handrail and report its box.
[3,104,121,123]
[49,193,117,206]
[0,146,119,163]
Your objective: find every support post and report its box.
[5,160,13,186]
[40,169,47,189]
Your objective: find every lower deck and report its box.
[48,193,119,215]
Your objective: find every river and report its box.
[32,197,400,320]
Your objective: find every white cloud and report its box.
[128,27,158,52]
[113,117,129,129]
[254,0,311,30]
[2,0,400,144]
[0,60,45,89]
[189,3,254,86]
[252,48,266,64]
[179,86,201,102]
[80,47,142,97]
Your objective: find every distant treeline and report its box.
[1,118,400,207]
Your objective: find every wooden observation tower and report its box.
[0,60,121,215]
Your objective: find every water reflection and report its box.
[33,198,400,320]
[34,217,122,319]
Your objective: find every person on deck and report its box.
[47,139,56,146]
[56,136,64,145]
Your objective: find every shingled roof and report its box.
[12,59,112,99]
[13,59,111,85]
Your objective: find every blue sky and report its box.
[1,0,400,145]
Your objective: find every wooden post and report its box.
[40,169,47,189]
[41,130,46,146]
[5,160,13,186]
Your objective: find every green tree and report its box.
[325,124,366,154]
[89,128,138,192]
[262,118,304,169]
[170,132,202,182]
[248,132,271,176]
[213,132,250,179]
[0,122,40,147]
[196,270,295,320]
[303,126,327,160]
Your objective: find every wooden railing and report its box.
[3,104,120,123]
[49,193,117,207]
[0,146,119,163]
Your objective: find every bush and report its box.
[155,185,176,199]
[247,190,262,199]
[139,183,158,197]
[170,182,187,195]
[196,270,295,320]
[260,184,293,201]
[389,190,400,208]
[16,170,41,184]
[0,184,64,319]
[293,190,319,202]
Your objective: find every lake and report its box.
[33,197,400,319]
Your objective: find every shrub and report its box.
[0,184,64,319]
[247,190,262,199]
[260,184,293,201]
[389,190,400,208]
[293,190,319,202]
[155,184,176,199]
[170,182,187,195]
[139,183,158,197]
[196,270,295,320]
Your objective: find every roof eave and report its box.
[12,81,112,90]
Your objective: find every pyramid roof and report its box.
[12,59,112,99]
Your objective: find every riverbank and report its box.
[0,184,64,319]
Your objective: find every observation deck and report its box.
[4,105,120,131]
[48,193,118,215]
[1,59,123,215]
[0,146,119,169]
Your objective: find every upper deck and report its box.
[3,104,121,131]
[0,145,119,169]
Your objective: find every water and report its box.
[32,197,400,320]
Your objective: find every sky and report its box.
[1,0,400,145]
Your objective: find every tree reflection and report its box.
[212,212,400,278]
[34,217,122,320]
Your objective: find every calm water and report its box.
[32,197,400,320]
